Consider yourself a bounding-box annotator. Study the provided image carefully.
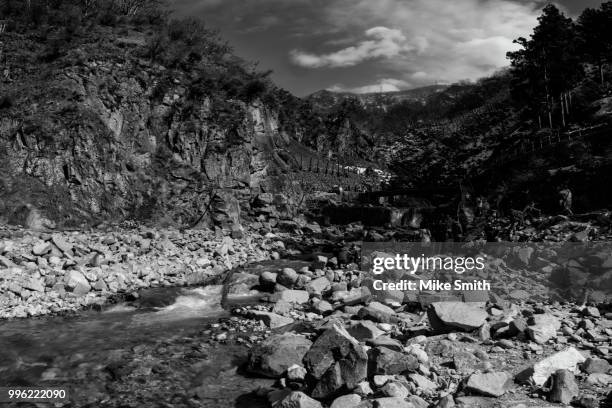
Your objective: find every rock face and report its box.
[247,334,312,378]
[303,324,368,398]
[0,23,301,228]
[428,302,488,331]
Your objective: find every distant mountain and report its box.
[306,85,448,111]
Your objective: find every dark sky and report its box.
[170,0,604,96]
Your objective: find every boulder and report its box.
[358,301,395,323]
[64,270,91,295]
[409,373,437,392]
[247,334,312,378]
[347,321,384,341]
[51,235,73,254]
[582,357,611,374]
[516,347,586,386]
[526,313,560,344]
[32,242,52,256]
[381,380,409,398]
[465,372,512,397]
[306,277,331,296]
[549,369,579,404]
[277,268,299,288]
[303,324,368,396]
[259,272,277,289]
[370,347,419,375]
[428,302,488,331]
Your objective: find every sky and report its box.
[171,0,604,96]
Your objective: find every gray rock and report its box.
[454,396,495,408]
[247,334,312,378]
[347,320,384,341]
[370,346,419,375]
[516,347,586,386]
[249,311,294,328]
[358,302,395,323]
[278,391,322,408]
[409,373,437,392]
[32,242,52,256]
[23,278,45,293]
[64,270,91,295]
[526,313,560,344]
[582,357,610,374]
[51,235,73,254]
[381,380,409,398]
[311,255,328,269]
[330,394,361,408]
[304,324,368,395]
[428,302,488,331]
[277,268,298,288]
[259,271,277,288]
[306,276,330,296]
[434,395,455,408]
[549,369,579,404]
[275,289,310,304]
[372,397,415,408]
[312,300,333,315]
[465,372,512,397]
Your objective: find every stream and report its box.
[0,259,312,407]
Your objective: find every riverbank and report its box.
[0,223,284,319]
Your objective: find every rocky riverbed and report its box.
[1,215,611,407]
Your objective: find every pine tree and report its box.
[507,4,582,127]
[577,3,612,84]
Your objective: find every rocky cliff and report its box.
[0,24,295,228]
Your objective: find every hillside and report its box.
[0,1,319,228]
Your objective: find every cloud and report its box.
[328,78,412,94]
[290,26,415,68]
[292,0,540,87]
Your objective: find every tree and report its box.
[507,4,582,127]
[577,3,612,84]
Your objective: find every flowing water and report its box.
[0,259,318,407]
[0,285,227,387]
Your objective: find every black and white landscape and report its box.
[0,0,611,407]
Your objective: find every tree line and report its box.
[507,3,612,129]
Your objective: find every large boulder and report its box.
[428,302,488,331]
[303,324,368,398]
[465,372,512,397]
[516,347,586,386]
[247,334,312,378]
